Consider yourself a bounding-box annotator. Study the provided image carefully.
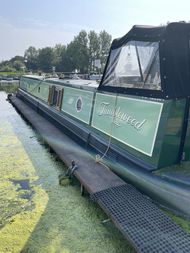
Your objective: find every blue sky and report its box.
[1,0,190,61]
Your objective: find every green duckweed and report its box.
[0,91,134,253]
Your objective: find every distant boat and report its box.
[16,22,190,217]
[89,74,102,81]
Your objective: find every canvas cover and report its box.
[99,22,190,99]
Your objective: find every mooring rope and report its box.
[95,93,118,164]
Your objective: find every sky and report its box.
[1,0,190,61]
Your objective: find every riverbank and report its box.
[0,81,18,93]
[0,91,135,253]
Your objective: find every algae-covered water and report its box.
[0,91,135,253]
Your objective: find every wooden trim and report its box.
[47,86,52,105]
[56,88,64,111]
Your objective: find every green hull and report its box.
[19,76,187,170]
[16,75,190,217]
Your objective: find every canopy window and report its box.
[102,41,161,91]
[99,23,190,99]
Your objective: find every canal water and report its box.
[0,91,135,253]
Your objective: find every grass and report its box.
[163,208,190,233]
[0,71,24,76]
[0,83,19,93]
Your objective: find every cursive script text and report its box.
[98,102,147,130]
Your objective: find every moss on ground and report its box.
[163,209,190,233]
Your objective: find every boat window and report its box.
[52,89,58,106]
[102,41,161,90]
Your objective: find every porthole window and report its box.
[76,97,83,112]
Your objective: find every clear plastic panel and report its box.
[102,41,161,90]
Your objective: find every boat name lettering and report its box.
[98,102,147,130]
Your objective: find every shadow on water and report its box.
[1,91,134,252]
[10,179,34,200]
[11,179,30,191]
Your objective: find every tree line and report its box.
[0,30,112,74]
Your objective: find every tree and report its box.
[24,47,39,71]
[88,31,100,72]
[67,30,89,73]
[0,65,16,72]
[9,55,25,63]
[0,60,10,72]
[99,31,112,71]
[38,47,54,72]
[0,29,112,74]
[58,46,73,72]
[0,56,25,72]
[52,44,65,72]
[13,60,25,71]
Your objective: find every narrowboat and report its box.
[16,22,190,217]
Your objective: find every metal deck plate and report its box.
[91,184,190,253]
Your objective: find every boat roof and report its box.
[111,22,190,49]
[22,75,99,91]
[46,78,99,90]
[22,75,45,80]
